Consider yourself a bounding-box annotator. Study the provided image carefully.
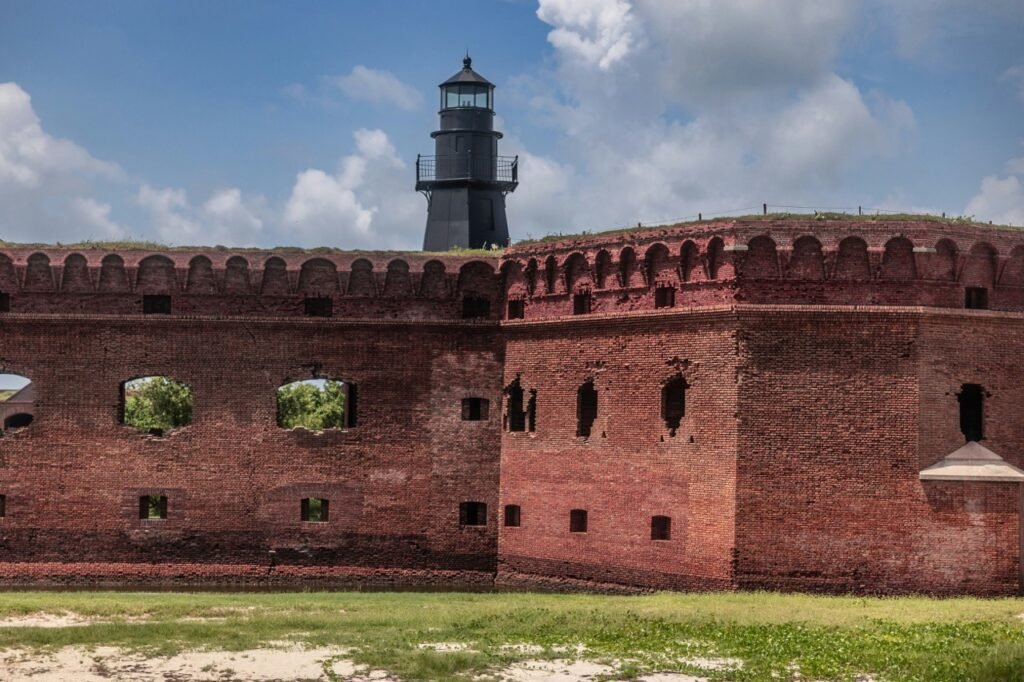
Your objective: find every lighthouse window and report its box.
[444,85,491,110]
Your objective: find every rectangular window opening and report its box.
[462,397,489,421]
[573,293,592,315]
[507,299,525,320]
[138,494,168,520]
[651,515,672,541]
[304,296,333,317]
[0,494,6,517]
[527,390,537,433]
[662,376,687,436]
[655,287,676,309]
[569,509,588,533]
[462,296,491,319]
[504,504,521,527]
[460,501,487,526]
[0,292,9,313]
[576,380,598,438]
[965,287,988,310]
[958,383,984,442]
[143,295,171,315]
[301,497,330,522]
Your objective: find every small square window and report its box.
[304,297,333,317]
[139,495,167,520]
[462,397,489,421]
[570,509,588,533]
[504,504,521,527]
[460,501,487,526]
[655,287,675,309]
[143,295,171,315]
[651,515,671,541]
[301,497,329,522]
[573,293,592,315]
[507,299,525,320]
[462,296,491,319]
[965,287,988,310]
[0,292,9,313]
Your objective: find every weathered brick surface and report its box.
[0,316,502,587]
[0,217,1022,593]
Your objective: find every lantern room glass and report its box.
[442,85,492,110]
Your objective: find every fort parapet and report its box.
[1,216,1023,594]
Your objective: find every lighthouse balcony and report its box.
[416,154,519,192]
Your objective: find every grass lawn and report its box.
[0,590,1022,681]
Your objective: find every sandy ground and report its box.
[0,644,719,681]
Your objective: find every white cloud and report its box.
[965,173,1024,226]
[71,197,126,239]
[329,66,423,111]
[0,82,121,190]
[537,0,639,70]
[283,128,421,249]
[137,184,265,246]
[511,0,917,235]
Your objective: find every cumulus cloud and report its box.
[965,173,1024,226]
[71,197,126,239]
[537,0,639,70]
[0,82,121,190]
[328,66,423,111]
[283,128,422,249]
[517,0,917,234]
[0,82,129,242]
[137,184,265,246]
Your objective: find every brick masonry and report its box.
[0,218,1022,592]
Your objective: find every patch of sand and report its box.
[417,641,475,652]
[0,644,357,681]
[495,659,708,682]
[679,656,743,671]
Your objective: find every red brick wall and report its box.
[1,218,1023,593]
[0,316,503,587]
[497,311,739,591]
[733,307,1021,595]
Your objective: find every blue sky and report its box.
[1,0,1023,251]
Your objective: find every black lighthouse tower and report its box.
[417,56,518,251]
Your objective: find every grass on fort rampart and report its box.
[0,590,1022,681]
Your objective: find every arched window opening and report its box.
[120,377,193,436]
[0,374,34,435]
[544,256,558,294]
[662,375,687,436]
[958,384,984,442]
[277,378,356,432]
[459,501,487,526]
[619,248,636,287]
[301,498,329,522]
[576,379,598,438]
[651,515,671,541]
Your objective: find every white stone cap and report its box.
[919,441,1024,482]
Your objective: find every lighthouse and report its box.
[416,56,518,251]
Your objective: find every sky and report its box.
[1,0,1024,252]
